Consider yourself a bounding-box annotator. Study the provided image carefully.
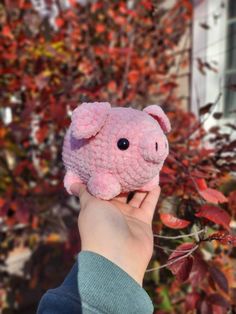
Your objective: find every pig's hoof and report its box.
[88,173,121,200]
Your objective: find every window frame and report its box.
[224,2,236,117]
[191,0,236,131]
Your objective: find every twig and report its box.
[194,82,201,112]
[164,32,189,104]
[0,223,29,233]
[174,92,222,144]
[154,243,197,253]
[168,152,205,203]
[146,244,199,272]
[153,228,205,240]
[192,225,200,242]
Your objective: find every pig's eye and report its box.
[117,138,129,150]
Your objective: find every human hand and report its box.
[71,184,161,286]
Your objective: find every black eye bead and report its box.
[117,138,129,150]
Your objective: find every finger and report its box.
[70,182,86,197]
[113,192,128,204]
[128,191,147,208]
[70,183,93,207]
[140,186,161,224]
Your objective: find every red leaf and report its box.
[213,112,223,119]
[225,123,236,130]
[96,23,106,33]
[175,256,193,282]
[199,188,228,204]
[55,18,64,28]
[229,190,236,213]
[161,165,175,175]
[0,198,6,208]
[13,160,36,177]
[168,243,195,259]
[199,300,213,314]
[91,1,103,11]
[199,22,211,30]
[160,82,178,93]
[15,205,30,224]
[128,70,139,84]
[207,293,230,309]
[2,26,14,39]
[195,178,208,190]
[199,103,213,115]
[209,275,217,290]
[195,205,231,230]
[209,266,229,294]
[185,292,201,311]
[210,126,220,134]
[35,125,48,143]
[168,243,195,282]
[189,253,208,287]
[114,16,126,26]
[160,213,190,229]
[107,81,117,93]
[141,0,153,10]
[208,231,236,246]
[212,305,228,314]
[208,231,229,242]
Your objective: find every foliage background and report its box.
[0,0,236,313]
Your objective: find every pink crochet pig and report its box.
[62,102,171,200]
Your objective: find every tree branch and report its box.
[146,244,199,272]
[153,228,205,240]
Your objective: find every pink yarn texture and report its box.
[62,102,171,200]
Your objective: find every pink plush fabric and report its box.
[62,102,171,200]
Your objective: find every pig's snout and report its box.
[140,132,168,163]
[155,140,168,152]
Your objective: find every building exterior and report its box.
[191,0,236,129]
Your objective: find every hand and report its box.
[71,184,161,286]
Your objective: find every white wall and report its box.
[191,0,228,129]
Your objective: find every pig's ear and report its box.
[143,105,171,133]
[71,102,111,139]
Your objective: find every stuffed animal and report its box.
[62,102,171,200]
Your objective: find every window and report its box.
[225,0,236,116]
[191,0,236,126]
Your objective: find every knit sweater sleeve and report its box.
[37,251,153,314]
[77,251,153,314]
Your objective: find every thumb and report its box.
[70,183,92,208]
[140,186,161,225]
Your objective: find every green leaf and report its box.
[158,287,173,311]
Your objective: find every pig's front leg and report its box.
[138,173,160,192]
[64,170,83,195]
[88,173,121,200]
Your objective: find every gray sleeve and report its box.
[77,251,154,314]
